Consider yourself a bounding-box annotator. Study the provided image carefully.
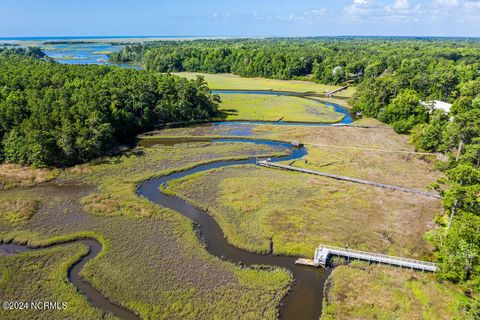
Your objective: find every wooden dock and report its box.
[295,258,317,267]
[325,85,349,98]
[312,245,438,272]
[256,160,440,199]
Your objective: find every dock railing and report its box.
[257,160,440,199]
[315,245,438,272]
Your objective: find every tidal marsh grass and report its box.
[0,199,39,223]
[0,189,42,224]
[175,72,357,98]
[0,243,109,320]
[0,141,291,319]
[164,165,441,259]
[322,262,466,320]
[0,164,57,190]
[293,147,441,190]
[218,94,345,123]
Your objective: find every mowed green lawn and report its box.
[218,94,345,123]
[175,72,356,98]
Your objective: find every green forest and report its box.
[0,53,219,167]
[0,38,478,315]
[113,38,480,315]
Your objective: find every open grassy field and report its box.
[217,94,345,123]
[163,165,441,259]
[322,261,466,320]
[175,72,356,98]
[349,117,390,127]
[0,142,292,319]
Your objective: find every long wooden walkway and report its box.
[257,160,440,199]
[311,245,438,272]
[309,143,439,156]
[325,85,349,97]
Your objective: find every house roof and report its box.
[420,100,452,113]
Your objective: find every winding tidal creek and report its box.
[0,240,140,320]
[136,92,353,319]
[137,138,327,320]
[1,90,353,319]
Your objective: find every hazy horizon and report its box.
[2,35,480,40]
[2,0,480,38]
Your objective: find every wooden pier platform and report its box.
[295,258,318,267]
[314,245,438,272]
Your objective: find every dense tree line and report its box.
[0,54,219,167]
[0,46,49,59]
[111,38,479,89]
[419,83,480,318]
[110,37,480,314]
[111,38,480,132]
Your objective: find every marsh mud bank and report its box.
[137,138,331,320]
[0,239,140,320]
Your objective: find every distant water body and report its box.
[41,43,138,68]
[1,36,222,68]
[0,36,206,41]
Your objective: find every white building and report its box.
[421,100,453,114]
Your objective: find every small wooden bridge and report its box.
[304,245,438,272]
[325,85,349,98]
[256,160,440,199]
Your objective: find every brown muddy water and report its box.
[0,239,140,320]
[1,137,330,320]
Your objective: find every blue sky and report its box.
[1,0,480,37]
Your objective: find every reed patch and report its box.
[0,164,56,190]
[321,262,466,320]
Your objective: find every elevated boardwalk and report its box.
[310,245,438,272]
[325,85,349,98]
[257,160,440,199]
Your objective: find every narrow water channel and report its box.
[1,93,353,319]
[137,138,331,320]
[211,90,354,126]
[137,92,354,319]
[0,240,140,320]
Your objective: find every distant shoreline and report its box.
[0,36,235,45]
[2,35,480,41]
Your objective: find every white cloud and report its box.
[432,0,460,8]
[430,0,480,20]
[431,0,480,10]
[392,0,411,9]
[158,0,480,31]
[159,8,330,24]
[234,9,330,23]
[344,0,380,16]
[345,0,421,20]
[463,1,480,10]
